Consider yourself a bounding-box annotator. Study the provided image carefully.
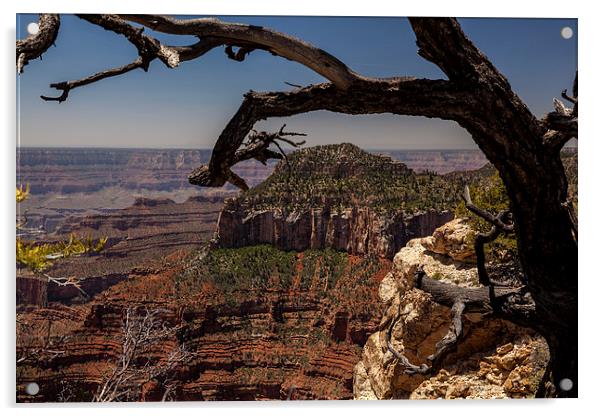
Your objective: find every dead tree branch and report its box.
[428,301,465,370]
[27,12,372,103]
[16,14,60,73]
[543,71,578,149]
[461,184,515,286]
[37,14,224,102]
[461,185,514,233]
[77,14,181,69]
[43,273,88,298]
[386,313,429,375]
[189,123,306,191]
[386,267,535,375]
[188,79,472,190]
[40,59,146,103]
[118,14,369,89]
[94,307,188,402]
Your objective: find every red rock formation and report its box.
[214,144,460,259]
[16,272,47,307]
[17,251,392,402]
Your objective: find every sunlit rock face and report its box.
[217,205,453,259]
[353,219,549,400]
[420,218,477,263]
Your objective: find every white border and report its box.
[2,1,599,416]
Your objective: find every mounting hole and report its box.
[559,378,574,391]
[27,22,39,36]
[25,382,40,396]
[561,27,574,40]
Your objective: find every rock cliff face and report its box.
[16,273,48,307]
[353,218,549,399]
[217,205,453,259]
[216,144,460,259]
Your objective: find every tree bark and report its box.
[408,18,578,396]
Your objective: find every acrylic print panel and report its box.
[16,14,578,401]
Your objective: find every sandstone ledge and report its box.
[353,219,549,400]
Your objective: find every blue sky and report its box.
[17,15,577,149]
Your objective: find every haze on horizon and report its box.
[17,15,577,150]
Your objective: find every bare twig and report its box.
[94,307,188,402]
[43,273,88,298]
[543,71,578,149]
[41,58,146,102]
[189,123,307,191]
[461,185,514,233]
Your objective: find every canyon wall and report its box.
[217,204,453,259]
[16,147,496,199]
[17,248,391,402]
[17,148,274,195]
[214,144,461,259]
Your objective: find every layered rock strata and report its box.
[17,249,391,402]
[217,205,453,259]
[17,148,274,194]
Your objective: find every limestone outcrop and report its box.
[216,204,453,259]
[353,219,549,399]
[420,218,476,263]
